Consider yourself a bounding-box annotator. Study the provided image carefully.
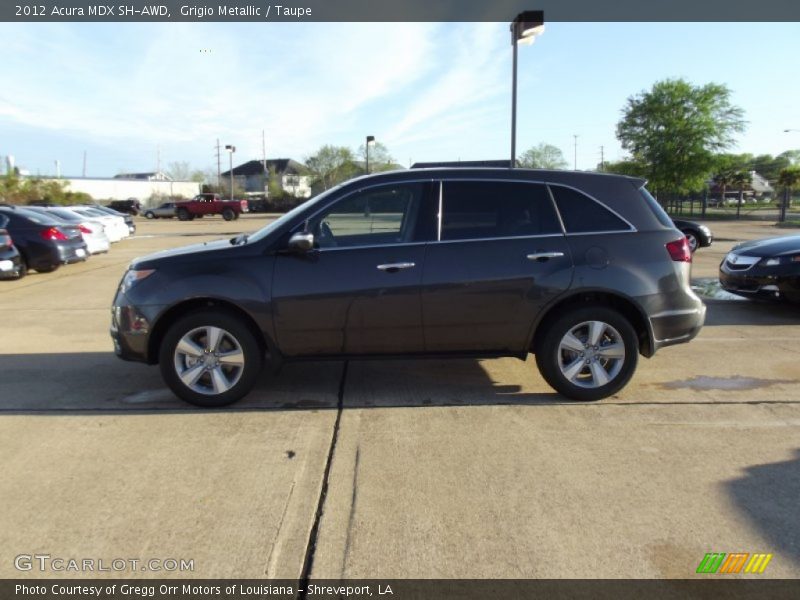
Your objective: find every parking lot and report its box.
[1,215,799,579]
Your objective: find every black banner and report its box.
[3,0,800,22]
[4,579,800,600]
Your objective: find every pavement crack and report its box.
[341,445,361,578]
[297,360,347,597]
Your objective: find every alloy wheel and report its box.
[173,326,245,395]
[556,320,625,389]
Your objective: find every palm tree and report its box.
[731,170,751,219]
[777,166,800,222]
[713,168,735,208]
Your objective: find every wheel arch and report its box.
[147,298,275,365]
[528,290,655,358]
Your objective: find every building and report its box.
[22,175,200,202]
[113,171,173,181]
[221,159,312,199]
[411,160,512,169]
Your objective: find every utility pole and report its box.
[599,145,605,171]
[215,139,222,189]
[55,160,60,178]
[262,129,268,193]
[573,135,578,170]
[156,144,161,175]
[82,151,87,177]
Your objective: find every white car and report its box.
[40,207,111,254]
[68,207,129,242]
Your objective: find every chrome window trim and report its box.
[315,241,429,253]
[547,182,638,233]
[436,181,443,242]
[433,233,565,245]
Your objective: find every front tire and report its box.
[159,310,263,407]
[535,306,638,401]
[145,211,155,219]
[177,208,191,221]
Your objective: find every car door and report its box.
[421,179,574,353]
[272,181,435,356]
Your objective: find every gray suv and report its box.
[111,168,705,406]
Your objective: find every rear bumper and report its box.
[57,243,89,264]
[649,302,706,352]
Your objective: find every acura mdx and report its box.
[111,169,705,406]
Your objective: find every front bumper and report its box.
[110,291,163,363]
[720,266,800,302]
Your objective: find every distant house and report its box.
[221,159,312,198]
[114,171,172,182]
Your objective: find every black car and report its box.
[108,199,142,216]
[672,218,713,253]
[719,234,800,303]
[0,216,25,279]
[111,168,705,407]
[0,206,88,272]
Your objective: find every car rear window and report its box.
[2,207,57,225]
[549,185,631,233]
[440,181,561,241]
[639,187,675,228]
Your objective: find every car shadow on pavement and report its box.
[725,448,800,564]
[0,352,561,415]
[703,299,800,327]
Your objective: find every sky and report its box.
[1,21,799,178]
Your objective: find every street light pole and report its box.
[224,144,236,200]
[509,11,544,169]
[573,134,578,170]
[366,135,375,174]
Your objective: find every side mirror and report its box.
[288,231,315,252]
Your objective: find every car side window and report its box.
[550,185,630,233]
[440,181,561,241]
[310,183,425,249]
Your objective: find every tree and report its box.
[731,170,751,219]
[518,143,568,169]
[616,78,745,200]
[777,166,800,222]
[305,145,357,191]
[602,159,647,178]
[779,149,800,166]
[357,141,395,173]
[167,161,206,183]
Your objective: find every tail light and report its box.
[79,224,93,234]
[0,231,11,248]
[39,226,69,241]
[666,237,692,262]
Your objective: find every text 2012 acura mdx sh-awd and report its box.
[111,168,705,407]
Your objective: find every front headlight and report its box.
[763,257,782,267]
[699,225,711,234]
[120,268,155,293]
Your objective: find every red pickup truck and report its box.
[174,194,249,221]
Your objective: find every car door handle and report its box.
[377,262,416,272]
[527,251,565,262]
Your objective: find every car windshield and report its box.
[246,182,347,244]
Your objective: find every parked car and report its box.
[719,234,800,303]
[108,199,142,216]
[91,205,136,234]
[0,216,25,279]
[174,193,249,221]
[27,207,111,255]
[0,206,88,272]
[67,207,129,242]
[672,218,713,253]
[112,169,705,407]
[144,202,177,219]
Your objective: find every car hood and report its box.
[732,235,800,257]
[132,238,239,267]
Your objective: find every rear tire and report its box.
[222,208,235,221]
[535,306,638,401]
[159,310,263,407]
[683,230,699,253]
